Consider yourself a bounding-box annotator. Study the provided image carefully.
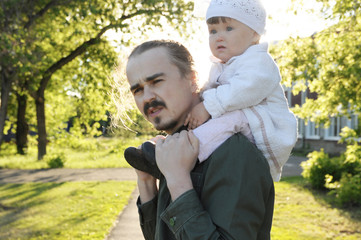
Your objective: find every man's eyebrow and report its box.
[145,72,164,82]
[130,73,164,92]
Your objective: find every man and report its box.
[125,40,274,240]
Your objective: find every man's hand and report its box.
[184,102,210,130]
[155,130,199,200]
[135,169,158,204]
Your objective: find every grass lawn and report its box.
[0,181,136,240]
[0,136,149,169]
[0,177,360,239]
[272,177,361,240]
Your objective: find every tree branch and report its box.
[35,23,115,98]
[34,8,160,98]
[24,0,69,29]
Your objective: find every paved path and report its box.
[281,155,306,178]
[0,168,137,183]
[106,188,144,240]
[0,155,306,240]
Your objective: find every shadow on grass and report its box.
[0,181,117,240]
[281,176,361,223]
[0,183,64,229]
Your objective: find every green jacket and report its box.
[137,133,274,240]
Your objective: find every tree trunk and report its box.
[16,94,29,154]
[30,22,114,159]
[35,94,47,160]
[0,69,13,148]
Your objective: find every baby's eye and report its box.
[209,29,217,34]
[226,26,233,31]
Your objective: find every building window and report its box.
[306,120,320,139]
[297,118,304,139]
[351,114,358,130]
[286,82,359,142]
[324,115,358,140]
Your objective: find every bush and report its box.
[302,127,361,206]
[301,149,344,189]
[45,153,66,168]
[331,141,361,206]
[329,173,361,207]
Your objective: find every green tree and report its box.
[272,0,361,125]
[270,0,361,203]
[0,0,194,159]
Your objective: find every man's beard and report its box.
[153,117,178,132]
[144,99,178,132]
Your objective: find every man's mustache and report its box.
[144,100,166,116]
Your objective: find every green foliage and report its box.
[329,128,361,206]
[302,128,361,206]
[44,153,66,168]
[53,132,102,151]
[271,0,361,125]
[328,173,361,207]
[1,0,195,158]
[301,149,344,189]
[272,0,361,206]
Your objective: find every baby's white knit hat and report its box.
[206,0,266,35]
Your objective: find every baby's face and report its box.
[208,17,260,63]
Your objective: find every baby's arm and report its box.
[203,53,280,118]
[184,102,210,130]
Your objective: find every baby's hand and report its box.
[184,102,210,130]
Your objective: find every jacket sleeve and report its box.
[203,52,281,118]
[137,196,158,240]
[160,134,275,240]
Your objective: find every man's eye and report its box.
[133,88,143,95]
[153,79,163,84]
[226,26,233,31]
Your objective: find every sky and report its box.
[262,0,327,42]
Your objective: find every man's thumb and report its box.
[188,130,199,151]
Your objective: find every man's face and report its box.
[126,47,197,133]
[208,18,258,63]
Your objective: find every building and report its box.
[285,86,359,155]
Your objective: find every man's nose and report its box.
[143,86,156,102]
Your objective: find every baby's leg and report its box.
[193,110,254,162]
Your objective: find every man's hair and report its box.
[128,40,196,78]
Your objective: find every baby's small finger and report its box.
[184,114,191,126]
[195,120,201,128]
[191,119,197,130]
